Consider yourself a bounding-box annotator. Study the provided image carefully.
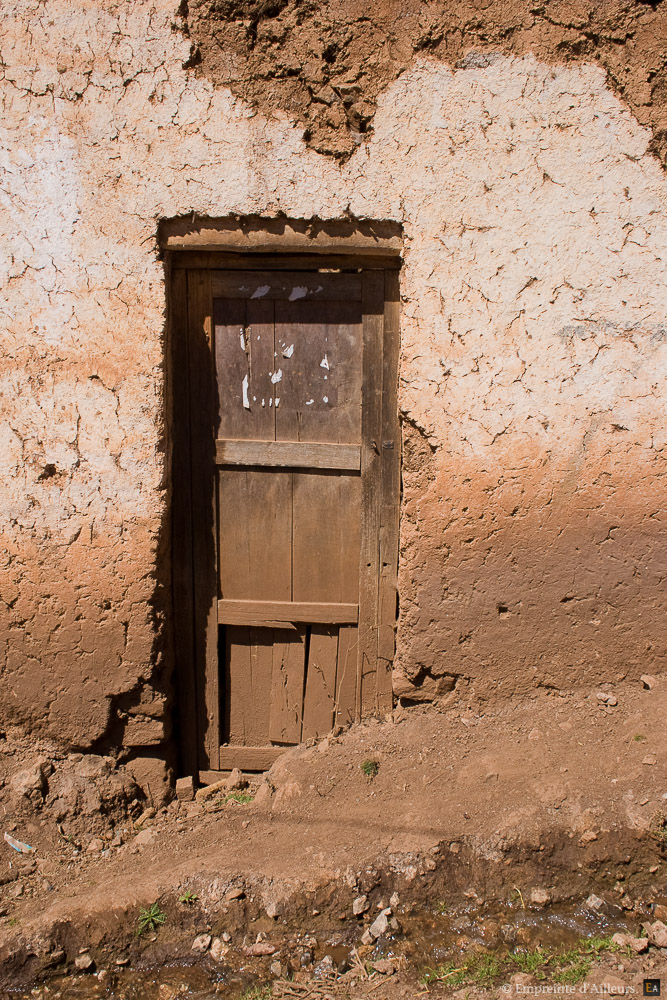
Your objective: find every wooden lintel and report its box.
[216,439,361,471]
[218,599,359,625]
[211,270,361,301]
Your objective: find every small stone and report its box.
[221,931,232,942]
[299,948,313,966]
[133,828,156,847]
[484,771,499,783]
[449,842,460,854]
[654,903,667,920]
[529,888,551,907]
[389,892,400,909]
[86,838,104,853]
[643,755,657,766]
[580,830,598,843]
[360,929,374,946]
[585,893,605,911]
[265,901,280,919]
[244,941,276,956]
[210,937,229,962]
[115,958,130,966]
[368,908,391,939]
[225,887,244,901]
[352,894,369,915]
[269,960,282,977]
[192,933,212,953]
[313,954,335,977]
[620,895,633,910]
[225,768,248,791]
[649,865,659,874]
[111,833,123,847]
[74,953,95,972]
[611,933,648,953]
[643,919,667,948]
[372,958,396,975]
[596,691,617,706]
[641,674,658,689]
[175,776,195,802]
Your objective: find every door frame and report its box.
[166,227,401,778]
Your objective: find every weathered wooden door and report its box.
[172,261,400,774]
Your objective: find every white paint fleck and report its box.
[324,375,328,380]
[305,399,314,405]
[242,375,250,410]
[269,398,273,406]
[289,286,308,301]
[275,398,280,407]
[251,284,270,299]
[261,398,265,407]
[253,395,257,402]
[283,344,295,358]
[323,396,329,403]
[320,354,330,370]
[239,328,246,351]
[271,369,283,384]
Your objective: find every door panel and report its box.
[172,262,399,774]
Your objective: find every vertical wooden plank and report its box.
[226,626,273,745]
[170,268,199,778]
[269,627,306,744]
[302,626,339,739]
[358,270,384,718]
[377,269,401,712]
[187,269,219,770]
[335,625,358,729]
[292,471,344,603]
[214,297,276,441]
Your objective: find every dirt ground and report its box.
[0,673,666,994]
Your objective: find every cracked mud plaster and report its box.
[186,0,667,163]
[1,1,667,745]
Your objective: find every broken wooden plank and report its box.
[269,627,307,744]
[216,439,361,470]
[301,626,339,739]
[335,625,359,728]
[218,599,359,625]
[212,270,362,301]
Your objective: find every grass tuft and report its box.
[137,902,166,935]
[360,759,379,781]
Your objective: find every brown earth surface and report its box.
[0,674,666,993]
[184,0,667,162]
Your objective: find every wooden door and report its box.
[171,261,400,774]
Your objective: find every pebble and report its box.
[86,839,104,853]
[352,894,369,915]
[611,933,648,953]
[654,903,667,920]
[225,887,244,901]
[389,892,400,909]
[529,888,551,907]
[585,893,605,911]
[210,937,228,962]
[221,931,232,942]
[580,830,598,843]
[191,933,211,953]
[643,919,667,948]
[269,961,282,977]
[136,807,155,827]
[643,755,657,766]
[175,776,195,802]
[133,828,156,847]
[368,908,391,939]
[641,674,658,689]
[265,900,280,919]
[313,955,335,977]
[74,953,94,972]
[596,692,617,706]
[244,942,276,956]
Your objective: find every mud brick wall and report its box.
[1,0,666,752]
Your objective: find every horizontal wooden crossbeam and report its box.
[218,599,359,626]
[216,439,361,471]
[212,270,362,301]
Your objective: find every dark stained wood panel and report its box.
[212,270,362,301]
[274,299,362,444]
[218,469,292,601]
[226,626,273,745]
[214,298,276,441]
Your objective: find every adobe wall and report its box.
[1,0,666,762]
